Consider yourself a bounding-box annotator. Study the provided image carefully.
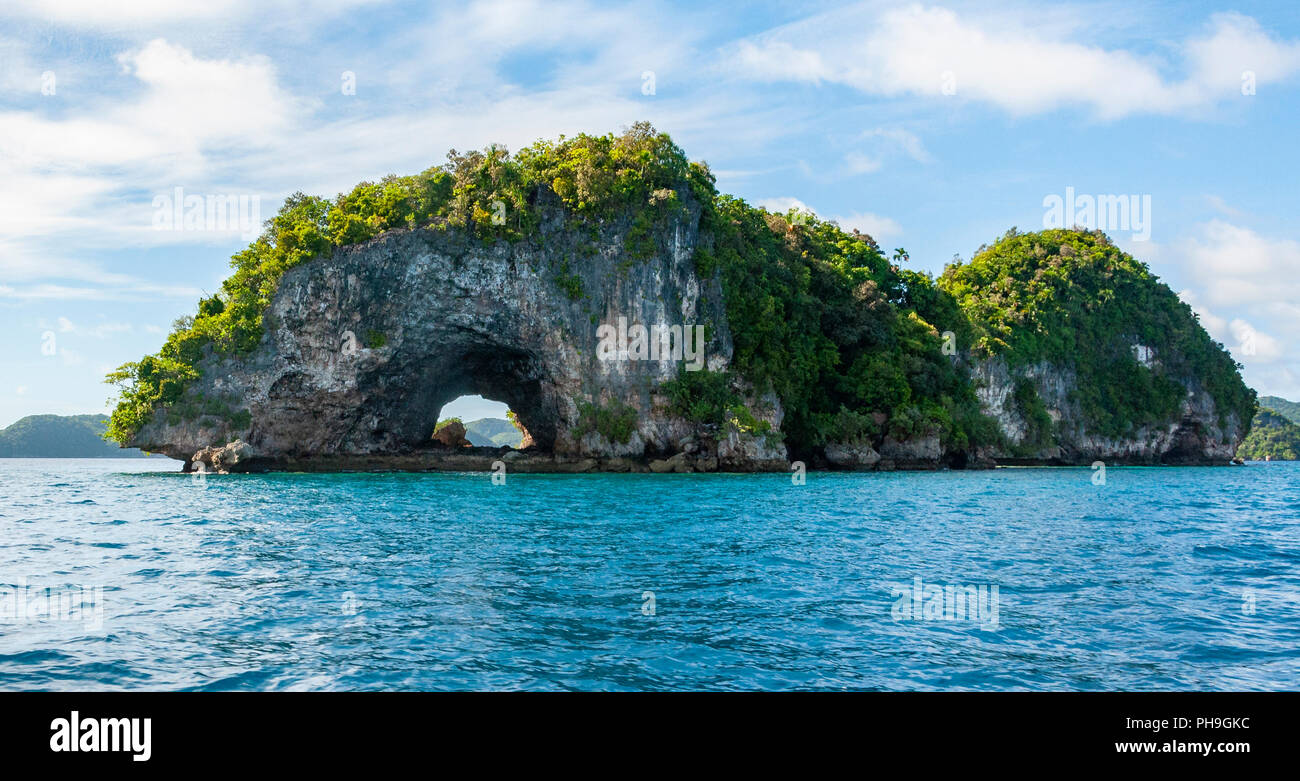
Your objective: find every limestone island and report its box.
[105,123,1256,473]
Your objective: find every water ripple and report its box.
[0,458,1297,690]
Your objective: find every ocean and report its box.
[1,458,1296,690]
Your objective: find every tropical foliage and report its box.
[689,176,995,452]
[1237,407,1300,460]
[1257,396,1300,425]
[0,414,155,458]
[938,228,1255,438]
[106,125,1252,460]
[106,123,690,443]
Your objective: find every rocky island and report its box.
[105,124,1256,473]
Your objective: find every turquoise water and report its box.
[0,458,1297,691]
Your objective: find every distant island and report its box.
[0,414,163,458]
[462,418,525,448]
[1238,397,1300,461]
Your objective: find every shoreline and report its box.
[171,445,1242,474]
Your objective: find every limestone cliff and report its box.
[971,357,1243,465]
[131,189,786,472]
[113,126,1252,473]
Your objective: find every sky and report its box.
[1,0,1298,427]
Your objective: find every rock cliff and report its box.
[131,189,787,472]
[972,357,1242,465]
[114,126,1251,473]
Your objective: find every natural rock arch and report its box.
[134,197,789,472]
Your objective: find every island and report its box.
[103,124,1255,473]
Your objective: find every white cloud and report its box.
[0,242,205,301]
[0,36,43,94]
[843,152,882,175]
[862,128,931,164]
[0,39,299,172]
[115,39,301,147]
[1203,194,1246,219]
[732,40,831,84]
[754,197,812,214]
[1177,220,1300,309]
[0,38,304,264]
[753,198,901,241]
[831,212,903,241]
[1228,318,1285,363]
[44,318,135,338]
[725,7,1300,119]
[1176,222,1300,399]
[4,0,381,27]
[0,283,203,301]
[840,128,932,176]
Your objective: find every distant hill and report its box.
[0,414,161,458]
[1258,396,1300,425]
[463,417,524,448]
[1238,405,1300,461]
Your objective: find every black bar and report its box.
[0,691,1286,769]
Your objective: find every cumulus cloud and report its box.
[1177,220,1300,310]
[4,0,381,26]
[755,196,813,214]
[725,7,1300,119]
[1175,221,1300,398]
[1,39,299,173]
[0,2,767,303]
[0,38,304,261]
[831,212,903,240]
[840,127,932,176]
[753,197,901,241]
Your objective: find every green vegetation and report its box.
[574,400,638,445]
[661,369,738,426]
[0,414,160,458]
[163,394,250,429]
[553,263,585,301]
[433,417,462,434]
[506,409,526,439]
[1010,377,1054,455]
[105,124,1253,459]
[938,229,1255,438]
[1257,396,1300,425]
[106,123,690,444]
[463,417,526,448]
[689,173,995,452]
[1238,407,1300,460]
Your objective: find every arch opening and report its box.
[372,339,559,454]
[433,394,528,450]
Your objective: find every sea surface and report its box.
[0,458,1297,691]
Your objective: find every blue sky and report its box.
[1,0,1299,427]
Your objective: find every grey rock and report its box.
[133,191,785,471]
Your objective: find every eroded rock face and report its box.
[431,420,469,448]
[130,192,1243,473]
[131,191,786,472]
[823,442,881,470]
[189,439,253,474]
[972,356,1243,465]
